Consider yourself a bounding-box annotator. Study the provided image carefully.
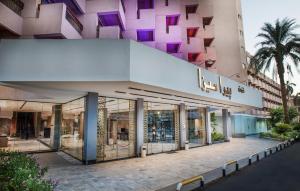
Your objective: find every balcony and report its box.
[0,0,23,37]
[0,0,24,15]
[42,0,85,14]
[66,8,83,34]
[35,3,82,39]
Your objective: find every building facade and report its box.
[0,39,262,163]
[230,53,283,136]
[0,0,247,82]
[0,0,258,163]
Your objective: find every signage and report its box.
[198,68,232,99]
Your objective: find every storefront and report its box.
[186,107,206,148]
[96,97,136,161]
[0,39,263,164]
[144,102,179,154]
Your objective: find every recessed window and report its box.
[203,17,213,28]
[167,43,181,54]
[138,0,154,9]
[185,4,198,19]
[137,29,154,42]
[188,53,199,62]
[187,27,199,44]
[166,15,180,33]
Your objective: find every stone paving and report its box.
[35,137,280,191]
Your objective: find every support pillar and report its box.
[179,103,186,149]
[83,92,98,165]
[136,98,144,156]
[205,107,212,145]
[52,105,62,151]
[222,109,230,141]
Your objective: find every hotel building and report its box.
[230,53,283,137]
[0,0,261,164]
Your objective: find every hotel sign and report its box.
[198,68,234,99]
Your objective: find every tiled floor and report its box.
[3,138,51,152]
[35,137,280,191]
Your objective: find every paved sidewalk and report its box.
[34,137,280,191]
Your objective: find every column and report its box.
[179,103,186,149]
[52,105,62,151]
[222,109,230,141]
[83,92,98,165]
[136,98,144,156]
[205,107,212,145]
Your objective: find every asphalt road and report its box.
[198,141,300,191]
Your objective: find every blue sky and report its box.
[241,0,300,94]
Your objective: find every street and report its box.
[199,142,300,191]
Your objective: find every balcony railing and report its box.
[0,0,24,15]
[66,8,83,34]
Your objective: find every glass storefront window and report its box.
[144,102,179,154]
[61,98,85,160]
[0,100,53,152]
[186,107,206,147]
[97,97,136,161]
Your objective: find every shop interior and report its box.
[0,100,54,152]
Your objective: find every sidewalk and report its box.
[34,137,280,191]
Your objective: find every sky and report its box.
[241,0,300,94]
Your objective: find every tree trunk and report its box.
[277,62,289,124]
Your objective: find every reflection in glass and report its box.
[186,107,206,147]
[0,100,53,152]
[61,98,85,160]
[97,97,136,161]
[145,102,179,154]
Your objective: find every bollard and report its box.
[176,176,204,191]
[223,160,238,177]
[185,141,189,150]
[249,153,259,165]
[265,148,272,157]
[141,145,147,158]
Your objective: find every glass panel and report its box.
[97,97,136,162]
[186,107,206,147]
[0,100,53,152]
[61,98,85,160]
[144,102,179,154]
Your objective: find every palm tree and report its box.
[250,18,300,123]
[286,81,296,97]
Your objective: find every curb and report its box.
[163,139,295,191]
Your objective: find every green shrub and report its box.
[212,132,225,142]
[274,123,292,134]
[285,131,300,140]
[0,150,56,191]
[292,123,300,132]
[260,131,285,141]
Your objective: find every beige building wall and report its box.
[206,0,247,83]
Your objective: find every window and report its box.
[61,98,85,160]
[165,0,168,6]
[137,29,155,42]
[97,97,136,161]
[185,4,198,19]
[144,102,179,154]
[166,15,179,33]
[167,43,181,54]
[186,107,206,147]
[187,27,199,44]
